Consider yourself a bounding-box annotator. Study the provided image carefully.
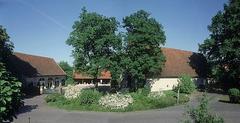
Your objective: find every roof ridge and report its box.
[14,52,52,59]
[162,47,197,53]
[12,52,66,76]
[54,59,67,75]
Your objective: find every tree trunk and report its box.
[94,77,98,89]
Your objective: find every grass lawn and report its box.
[219,95,230,102]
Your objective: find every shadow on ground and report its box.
[16,104,38,115]
[218,99,230,103]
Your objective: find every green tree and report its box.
[66,8,122,87]
[199,0,240,88]
[123,10,166,91]
[174,74,196,94]
[59,61,72,73]
[0,63,22,122]
[58,61,74,85]
[0,26,14,62]
[0,26,22,122]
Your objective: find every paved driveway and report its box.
[13,93,240,123]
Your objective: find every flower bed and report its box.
[46,90,189,112]
[99,93,133,109]
[63,84,94,99]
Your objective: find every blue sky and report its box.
[0,0,227,65]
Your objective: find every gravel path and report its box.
[13,93,240,123]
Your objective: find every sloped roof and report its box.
[73,70,111,79]
[9,52,66,77]
[160,47,207,77]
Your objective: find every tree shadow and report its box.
[7,54,40,95]
[218,100,231,104]
[188,53,209,78]
[8,54,39,78]
[16,104,38,115]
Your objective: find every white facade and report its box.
[24,76,66,89]
[148,78,206,92]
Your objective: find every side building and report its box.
[149,48,208,92]
[9,52,66,94]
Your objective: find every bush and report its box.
[148,96,176,108]
[79,89,102,105]
[228,88,240,103]
[148,91,165,99]
[182,94,224,123]
[174,74,196,94]
[137,84,151,96]
[45,93,64,103]
[65,77,74,85]
[178,93,190,104]
[127,90,188,111]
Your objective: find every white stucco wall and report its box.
[148,78,206,92]
[148,78,179,92]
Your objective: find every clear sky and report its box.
[0,0,227,65]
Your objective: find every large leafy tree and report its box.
[59,61,72,72]
[0,25,14,62]
[67,8,122,86]
[0,26,22,122]
[123,10,166,91]
[199,0,240,88]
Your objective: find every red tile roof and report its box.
[160,47,205,77]
[9,52,66,77]
[73,70,111,79]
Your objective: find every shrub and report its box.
[148,96,176,108]
[79,89,102,105]
[174,74,196,94]
[182,94,224,123]
[127,90,187,111]
[45,93,64,103]
[99,93,133,109]
[148,91,165,99]
[228,88,240,103]
[164,90,177,97]
[178,93,190,104]
[65,77,75,85]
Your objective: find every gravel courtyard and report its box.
[13,93,240,123]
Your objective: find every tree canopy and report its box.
[66,8,122,85]
[122,10,166,90]
[67,9,166,91]
[58,61,74,85]
[59,61,72,73]
[0,26,14,62]
[199,0,240,88]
